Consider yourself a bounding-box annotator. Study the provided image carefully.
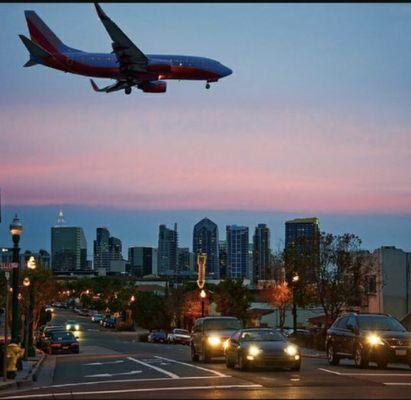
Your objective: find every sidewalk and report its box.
[300,346,327,359]
[0,350,46,391]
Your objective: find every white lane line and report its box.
[83,360,124,366]
[384,383,411,386]
[1,384,263,399]
[85,370,142,378]
[127,356,179,379]
[35,375,227,390]
[319,368,411,376]
[154,355,229,378]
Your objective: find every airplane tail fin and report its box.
[24,10,71,54]
[19,34,50,67]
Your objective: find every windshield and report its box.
[175,329,189,335]
[52,332,75,341]
[241,330,285,342]
[358,316,406,332]
[204,319,242,331]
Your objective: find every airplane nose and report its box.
[223,66,233,77]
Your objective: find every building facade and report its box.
[157,224,178,276]
[93,227,110,271]
[128,246,155,277]
[226,225,249,279]
[252,224,271,284]
[219,240,227,278]
[192,218,220,279]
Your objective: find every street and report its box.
[1,310,411,399]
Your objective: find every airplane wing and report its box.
[94,3,148,74]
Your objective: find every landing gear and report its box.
[205,83,210,89]
[125,87,132,95]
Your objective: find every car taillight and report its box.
[51,344,61,347]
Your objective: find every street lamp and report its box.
[291,274,299,334]
[25,257,36,358]
[9,214,23,344]
[200,289,206,318]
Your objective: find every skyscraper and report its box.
[219,240,227,278]
[93,227,110,271]
[253,224,271,283]
[226,225,249,279]
[128,246,154,277]
[157,224,178,276]
[51,212,87,273]
[192,218,219,279]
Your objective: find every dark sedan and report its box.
[43,331,80,354]
[224,328,301,371]
[148,330,167,343]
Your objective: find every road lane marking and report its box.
[154,356,229,377]
[127,356,179,379]
[83,360,124,366]
[384,383,411,386]
[85,370,142,378]
[35,375,228,390]
[319,368,411,376]
[1,384,263,399]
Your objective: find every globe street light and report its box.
[9,214,23,344]
[200,289,206,318]
[291,274,299,334]
[25,257,36,358]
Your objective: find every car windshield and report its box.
[66,320,77,324]
[175,329,189,335]
[241,330,285,342]
[204,319,242,331]
[52,331,75,341]
[358,316,406,332]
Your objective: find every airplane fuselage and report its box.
[36,50,232,83]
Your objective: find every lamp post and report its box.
[200,289,206,318]
[22,277,30,361]
[9,214,23,344]
[25,256,36,358]
[291,274,299,334]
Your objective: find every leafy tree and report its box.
[261,280,291,328]
[213,278,253,324]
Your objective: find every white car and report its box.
[45,305,54,313]
[167,329,191,345]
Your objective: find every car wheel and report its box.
[327,344,340,366]
[354,346,369,369]
[225,356,235,368]
[191,345,199,362]
[377,359,388,369]
[238,354,248,371]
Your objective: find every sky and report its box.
[1,3,411,254]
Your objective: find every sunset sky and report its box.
[1,3,411,253]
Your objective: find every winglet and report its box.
[90,79,101,92]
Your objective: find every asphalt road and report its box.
[1,310,411,399]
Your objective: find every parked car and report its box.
[36,325,66,350]
[224,328,301,371]
[91,313,104,323]
[191,316,242,363]
[65,320,80,331]
[167,329,191,345]
[326,312,411,369]
[44,305,54,313]
[43,331,79,354]
[148,330,167,343]
[100,315,112,327]
[105,317,117,329]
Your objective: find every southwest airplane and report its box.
[19,3,233,94]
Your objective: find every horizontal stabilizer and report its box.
[19,34,50,59]
[23,59,37,67]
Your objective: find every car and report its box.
[224,328,301,371]
[43,330,79,355]
[148,330,167,343]
[191,316,243,363]
[36,325,66,350]
[326,312,411,369]
[105,317,117,329]
[44,305,54,313]
[167,329,191,345]
[91,313,103,323]
[65,320,80,331]
[100,315,112,327]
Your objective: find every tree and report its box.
[313,233,374,327]
[213,278,253,324]
[261,280,291,328]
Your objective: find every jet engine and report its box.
[139,81,167,93]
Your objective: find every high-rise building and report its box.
[157,224,178,276]
[192,218,219,279]
[128,246,154,277]
[109,236,122,261]
[284,217,320,281]
[252,224,271,284]
[51,226,87,273]
[226,225,249,279]
[219,240,227,278]
[93,227,110,271]
[177,247,191,273]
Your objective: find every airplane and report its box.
[19,3,233,94]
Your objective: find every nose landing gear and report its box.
[205,83,210,89]
[125,87,132,95]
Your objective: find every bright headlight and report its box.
[207,336,221,346]
[284,345,298,356]
[248,345,261,356]
[75,325,80,330]
[366,334,384,346]
[66,325,71,330]
[223,339,230,350]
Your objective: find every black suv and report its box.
[326,312,411,369]
[191,316,242,363]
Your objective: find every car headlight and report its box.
[248,345,261,356]
[66,325,71,330]
[366,334,384,346]
[75,325,80,330]
[284,345,298,356]
[207,336,221,346]
[223,339,230,350]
